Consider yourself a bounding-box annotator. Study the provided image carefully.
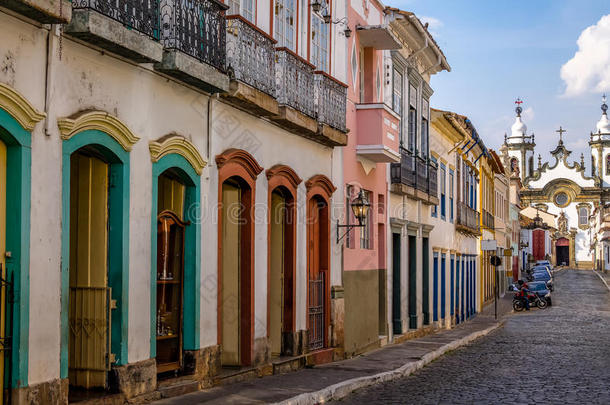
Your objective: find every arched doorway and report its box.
[216,149,262,367]
[266,165,300,357]
[59,111,135,398]
[556,237,569,266]
[305,175,335,352]
[149,136,205,377]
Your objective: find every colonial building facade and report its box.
[0,0,348,401]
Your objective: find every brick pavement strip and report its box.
[154,318,504,404]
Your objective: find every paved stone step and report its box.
[157,379,199,399]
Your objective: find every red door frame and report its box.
[216,149,263,366]
[305,175,335,349]
[266,165,302,348]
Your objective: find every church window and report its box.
[578,207,589,226]
[528,156,534,177]
[554,192,568,207]
[606,154,610,175]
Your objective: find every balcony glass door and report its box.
[156,173,186,374]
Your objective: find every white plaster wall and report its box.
[545,202,592,262]
[0,15,60,385]
[1,9,342,384]
[528,159,595,189]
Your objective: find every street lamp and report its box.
[337,189,370,243]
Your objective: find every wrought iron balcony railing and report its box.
[390,150,438,199]
[456,202,481,234]
[160,0,227,71]
[275,48,316,118]
[390,150,415,188]
[314,72,347,132]
[72,0,159,39]
[226,15,276,97]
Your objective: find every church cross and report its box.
[515,98,523,106]
[556,126,566,143]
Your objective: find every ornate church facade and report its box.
[501,99,610,270]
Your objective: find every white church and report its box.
[501,98,610,270]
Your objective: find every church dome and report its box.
[596,95,610,134]
[596,113,610,134]
[511,116,527,137]
[506,100,529,144]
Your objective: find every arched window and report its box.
[528,156,534,177]
[579,207,589,226]
[606,154,610,175]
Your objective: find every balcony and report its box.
[155,0,230,93]
[275,48,316,118]
[456,202,481,236]
[390,150,438,205]
[482,210,495,230]
[315,71,347,133]
[354,104,400,163]
[221,15,280,115]
[270,47,318,136]
[3,0,72,23]
[66,0,163,62]
[66,0,229,91]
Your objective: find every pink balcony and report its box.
[355,103,401,163]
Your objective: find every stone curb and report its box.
[275,321,504,405]
[593,271,610,292]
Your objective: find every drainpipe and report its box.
[44,25,60,136]
[207,95,213,165]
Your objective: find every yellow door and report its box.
[221,182,240,365]
[0,140,6,403]
[269,191,285,357]
[68,153,110,389]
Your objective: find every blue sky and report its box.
[384,0,610,165]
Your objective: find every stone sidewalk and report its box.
[153,313,508,405]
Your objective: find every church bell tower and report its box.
[502,99,535,183]
[589,95,610,187]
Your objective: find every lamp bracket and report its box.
[336,220,364,244]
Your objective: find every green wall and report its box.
[344,269,380,356]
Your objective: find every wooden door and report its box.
[269,191,285,356]
[221,182,241,365]
[307,198,325,351]
[0,140,6,403]
[68,153,110,389]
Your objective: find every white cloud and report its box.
[420,16,443,36]
[560,14,610,97]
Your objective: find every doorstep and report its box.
[157,377,200,399]
[305,348,335,366]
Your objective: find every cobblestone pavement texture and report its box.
[340,269,610,404]
[153,297,504,404]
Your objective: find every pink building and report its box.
[339,0,402,356]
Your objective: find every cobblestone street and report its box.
[340,270,610,404]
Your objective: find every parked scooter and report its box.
[513,291,547,311]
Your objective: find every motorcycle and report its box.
[513,291,547,311]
